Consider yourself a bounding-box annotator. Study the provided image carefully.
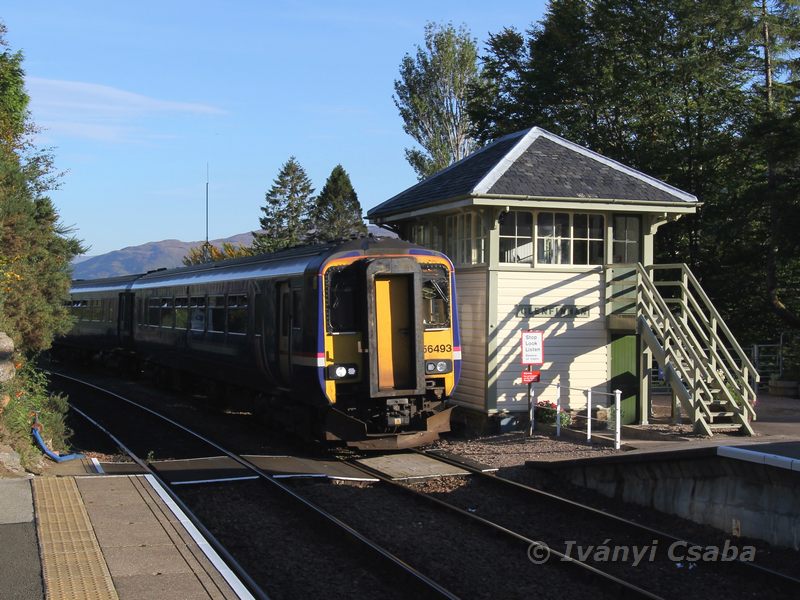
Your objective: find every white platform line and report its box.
[170,475,260,486]
[144,474,255,600]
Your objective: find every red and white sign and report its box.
[521,330,544,365]
[521,370,541,384]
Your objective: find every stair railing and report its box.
[649,264,758,420]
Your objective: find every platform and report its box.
[0,474,251,600]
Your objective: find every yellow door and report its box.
[374,275,414,390]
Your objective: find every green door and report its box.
[610,334,639,425]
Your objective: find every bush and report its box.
[0,360,70,470]
[534,400,572,427]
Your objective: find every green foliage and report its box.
[307,165,367,243]
[468,0,800,344]
[252,156,315,254]
[534,400,572,427]
[394,22,481,180]
[182,241,254,265]
[0,361,71,470]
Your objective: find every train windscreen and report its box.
[421,264,450,329]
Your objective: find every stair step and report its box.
[709,411,736,418]
[707,422,741,430]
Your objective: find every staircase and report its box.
[607,263,758,436]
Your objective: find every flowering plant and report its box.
[534,400,572,426]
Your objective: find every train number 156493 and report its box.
[424,344,452,354]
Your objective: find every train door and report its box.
[117,292,134,347]
[365,258,425,397]
[278,283,291,382]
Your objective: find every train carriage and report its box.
[60,237,461,449]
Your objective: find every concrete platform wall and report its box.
[555,457,800,550]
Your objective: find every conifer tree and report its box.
[252,156,315,253]
[307,165,366,243]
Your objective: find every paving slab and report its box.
[0,478,33,523]
[150,456,252,484]
[243,454,378,481]
[356,452,470,480]
[0,522,44,600]
[112,571,224,600]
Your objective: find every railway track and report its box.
[52,372,457,600]
[413,448,800,595]
[332,449,799,599]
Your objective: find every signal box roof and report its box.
[368,127,697,220]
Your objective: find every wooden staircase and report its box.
[609,263,758,436]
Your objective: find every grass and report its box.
[0,360,71,471]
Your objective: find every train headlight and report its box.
[326,364,358,380]
[425,360,451,375]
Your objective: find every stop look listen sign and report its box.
[521,330,544,365]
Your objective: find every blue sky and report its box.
[4,1,546,255]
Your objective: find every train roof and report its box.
[70,236,444,293]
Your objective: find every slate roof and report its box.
[368,127,697,219]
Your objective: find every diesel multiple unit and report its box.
[59,237,461,449]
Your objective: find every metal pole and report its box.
[586,389,592,442]
[614,389,621,450]
[556,383,561,437]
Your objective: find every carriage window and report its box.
[421,265,450,329]
[227,294,248,334]
[207,296,225,332]
[175,297,189,329]
[326,267,357,333]
[147,297,161,326]
[190,296,206,331]
[160,298,174,328]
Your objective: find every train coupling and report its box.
[386,398,411,427]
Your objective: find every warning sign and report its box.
[521,330,544,365]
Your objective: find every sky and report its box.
[3,1,547,256]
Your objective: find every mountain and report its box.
[71,226,397,280]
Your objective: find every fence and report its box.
[529,383,622,450]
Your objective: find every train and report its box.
[57,237,461,449]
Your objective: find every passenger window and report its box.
[207,296,225,333]
[147,297,161,326]
[160,298,174,328]
[175,297,189,329]
[421,265,450,329]
[291,291,302,331]
[227,294,248,334]
[190,296,206,332]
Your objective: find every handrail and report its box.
[636,263,753,425]
[651,264,759,380]
[649,265,758,418]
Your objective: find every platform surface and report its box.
[0,474,247,600]
[357,452,470,480]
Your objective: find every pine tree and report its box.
[252,156,315,254]
[307,165,367,243]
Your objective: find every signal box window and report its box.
[613,215,641,263]
[499,211,533,263]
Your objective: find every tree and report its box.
[182,242,254,265]
[394,22,481,180]
[252,156,315,254]
[306,165,366,243]
[0,22,83,354]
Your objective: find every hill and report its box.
[71,227,397,279]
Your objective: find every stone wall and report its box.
[556,456,800,550]
[0,332,15,384]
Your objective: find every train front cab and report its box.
[319,251,459,449]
